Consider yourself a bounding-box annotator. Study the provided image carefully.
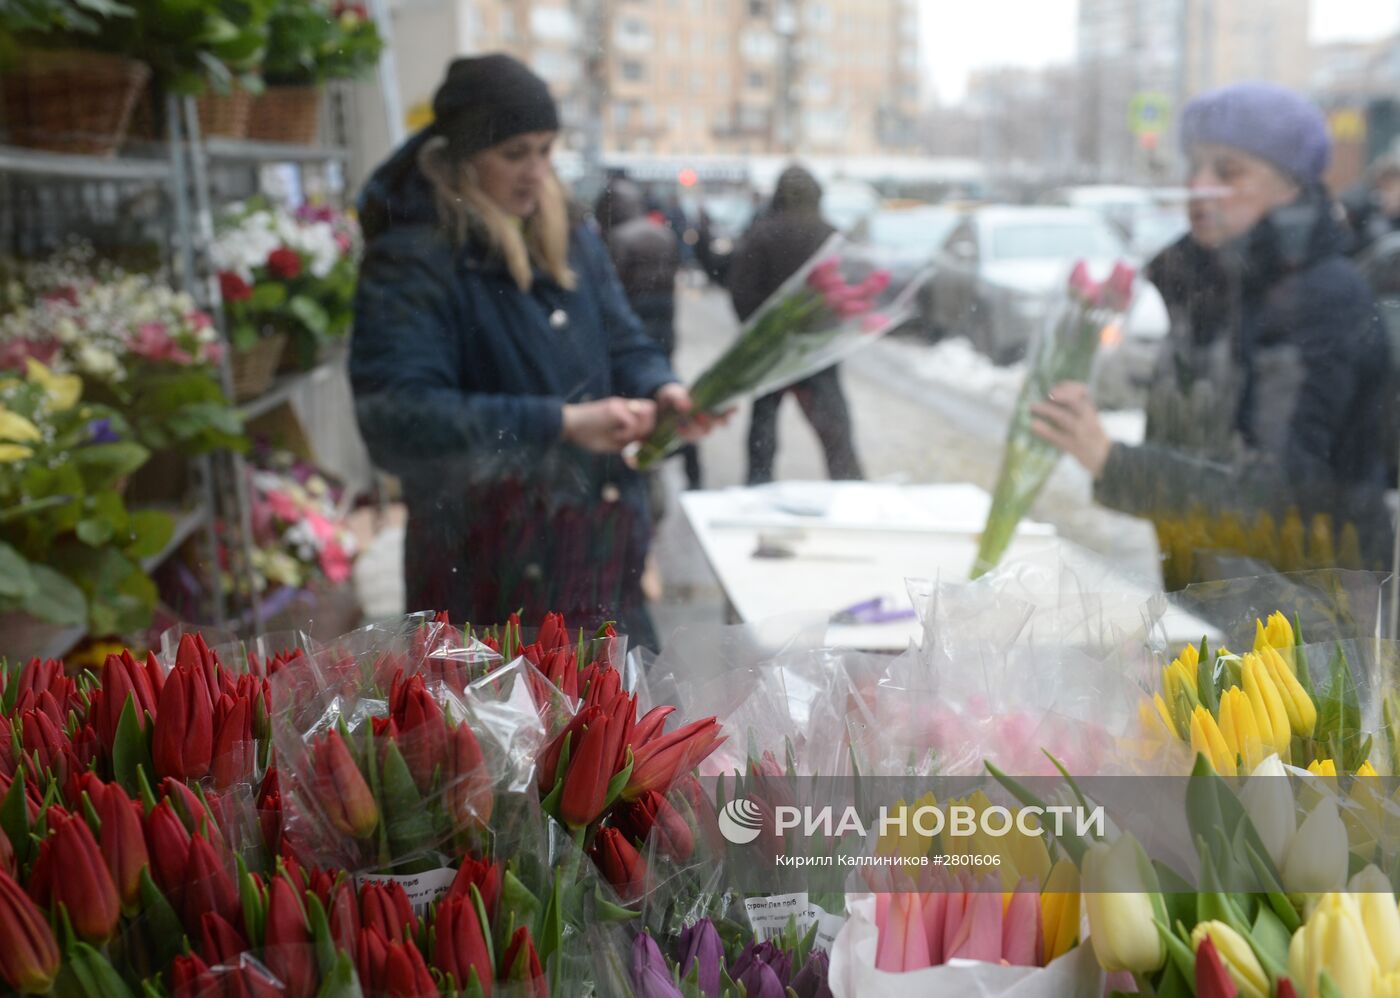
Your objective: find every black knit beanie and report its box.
[431,54,560,160]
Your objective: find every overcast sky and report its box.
[919,0,1400,104]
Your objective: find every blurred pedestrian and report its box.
[728,165,865,486]
[1031,82,1393,588]
[1343,157,1400,254]
[351,54,714,649]
[595,176,702,491]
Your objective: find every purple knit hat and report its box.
[1179,82,1331,183]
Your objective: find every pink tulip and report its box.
[874,893,931,972]
[920,892,947,965]
[860,313,888,334]
[945,890,1003,963]
[1067,259,1099,302]
[1100,261,1137,311]
[1002,888,1042,966]
[941,892,967,958]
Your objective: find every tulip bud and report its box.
[433,895,494,994]
[200,911,248,964]
[183,833,240,932]
[1350,865,1400,974]
[1243,654,1292,759]
[210,693,255,790]
[590,826,648,902]
[1196,933,1240,998]
[311,730,378,839]
[1282,797,1348,893]
[144,799,193,893]
[445,722,493,830]
[264,876,316,998]
[625,715,724,801]
[1255,613,1295,668]
[1081,836,1166,974]
[632,932,682,998]
[676,919,724,998]
[1289,892,1378,998]
[358,926,438,997]
[0,870,60,994]
[1190,921,1268,998]
[1260,645,1316,737]
[388,674,449,793]
[1240,754,1295,868]
[613,790,695,862]
[153,664,214,781]
[21,708,71,786]
[501,926,547,997]
[446,857,501,920]
[360,881,416,942]
[92,780,148,912]
[170,953,215,998]
[32,813,121,943]
[326,878,360,955]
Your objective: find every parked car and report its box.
[856,205,960,333]
[927,205,1170,370]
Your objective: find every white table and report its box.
[679,481,1217,651]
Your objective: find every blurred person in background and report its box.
[1344,156,1400,254]
[1030,82,1393,589]
[595,175,702,492]
[728,165,864,486]
[351,54,713,649]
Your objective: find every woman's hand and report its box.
[654,382,732,442]
[562,397,657,453]
[1029,381,1112,478]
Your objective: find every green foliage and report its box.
[262,0,382,85]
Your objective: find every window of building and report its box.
[529,7,577,43]
[747,70,766,89]
[748,0,766,17]
[621,60,647,82]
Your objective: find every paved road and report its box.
[649,281,1161,642]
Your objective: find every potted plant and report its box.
[0,361,174,654]
[0,0,149,155]
[248,0,382,144]
[213,199,360,380]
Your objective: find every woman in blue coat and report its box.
[351,55,702,648]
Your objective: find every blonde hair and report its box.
[418,135,576,292]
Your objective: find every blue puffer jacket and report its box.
[350,131,676,645]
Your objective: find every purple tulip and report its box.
[631,933,683,998]
[730,940,792,988]
[735,959,786,998]
[791,949,833,998]
[676,919,724,998]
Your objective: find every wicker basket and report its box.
[196,87,254,139]
[231,333,288,402]
[246,85,322,144]
[0,49,150,155]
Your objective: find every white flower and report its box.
[76,343,122,380]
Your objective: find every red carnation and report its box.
[218,271,252,303]
[265,248,302,280]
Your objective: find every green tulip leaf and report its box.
[137,868,186,967]
[314,952,362,998]
[1251,904,1292,978]
[304,891,337,977]
[0,766,32,868]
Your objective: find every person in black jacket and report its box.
[727,166,864,485]
[1030,83,1393,589]
[350,55,710,649]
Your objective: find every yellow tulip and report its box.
[1378,972,1400,998]
[1289,892,1379,998]
[1308,759,1338,777]
[1261,644,1317,737]
[1243,653,1292,759]
[0,443,32,463]
[24,358,81,411]
[1350,865,1400,974]
[1219,688,1268,772]
[1149,693,1179,740]
[1359,760,1380,777]
[1040,856,1080,964]
[1191,705,1237,775]
[1190,921,1269,998]
[1081,836,1166,973]
[1255,611,1296,669]
[0,407,42,444]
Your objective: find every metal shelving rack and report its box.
[1,86,354,653]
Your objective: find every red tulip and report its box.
[446,857,501,920]
[1276,980,1299,998]
[500,926,548,997]
[258,767,283,854]
[153,661,214,781]
[360,881,416,942]
[14,659,72,721]
[90,779,148,911]
[145,799,193,894]
[30,813,120,942]
[445,722,493,829]
[388,674,449,793]
[589,826,648,902]
[546,693,633,829]
[310,731,378,839]
[264,876,316,998]
[96,651,159,748]
[210,693,255,789]
[357,926,438,997]
[176,632,229,702]
[219,271,253,303]
[161,778,224,848]
[184,833,240,931]
[20,708,72,785]
[201,911,249,964]
[432,895,494,996]
[625,716,724,800]
[613,790,695,862]
[0,870,59,994]
[326,878,360,954]
[0,827,13,877]
[1195,934,1238,998]
[631,705,674,747]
